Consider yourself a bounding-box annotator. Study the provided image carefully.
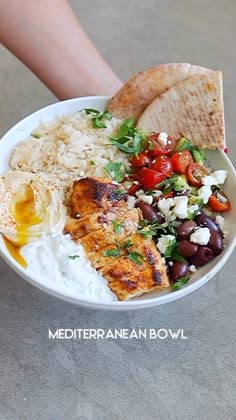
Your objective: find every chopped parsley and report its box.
[112,220,124,234]
[103,248,121,258]
[138,226,159,238]
[171,253,187,263]
[137,220,169,238]
[172,276,191,291]
[68,255,80,260]
[155,174,190,193]
[31,132,41,139]
[114,188,126,197]
[84,108,112,129]
[121,239,133,249]
[164,238,177,258]
[109,118,147,155]
[127,251,144,266]
[90,160,95,166]
[104,162,126,182]
[164,241,187,263]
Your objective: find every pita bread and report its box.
[137,71,225,150]
[107,63,211,121]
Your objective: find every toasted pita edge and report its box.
[107,63,212,121]
[137,71,225,150]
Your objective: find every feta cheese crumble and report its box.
[211,170,227,184]
[189,265,197,273]
[190,227,211,245]
[198,186,212,204]
[136,189,144,197]
[156,235,176,254]
[158,198,174,215]
[202,170,227,186]
[157,132,168,146]
[188,204,199,214]
[137,194,153,205]
[152,190,163,198]
[173,196,188,219]
[127,196,136,209]
[215,215,224,228]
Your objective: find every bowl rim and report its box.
[0,96,236,311]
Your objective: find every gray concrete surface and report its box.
[0,0,236,419]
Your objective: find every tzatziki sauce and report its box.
[21,234,117,302]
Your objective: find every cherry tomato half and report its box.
[150,156,173,178]
[131,152,151,168]
[127,183,141,196]
[186,163,209,187]
[148,133,176,157]
[208,190,231,212]
[139,168,167,190]
[171,150,193,174]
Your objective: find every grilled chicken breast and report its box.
[66,177,169,300]
[65,206,139,241]
[70,177,127,218]
[100,234,169,300]
[77,208,140,253]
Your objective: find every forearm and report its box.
[0,0,122,99]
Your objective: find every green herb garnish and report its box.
[103,248,121,257]
[121,240,133,249]
[137,228,156,238]
[112,220,124,234]
[68,255,80,260]
[171,254,187,263]
[155,174,191,193]
[155,174,179,190]
[127,251,144,265]
[164,238,177,258]
[84,108,112,129]
[163,241,187,263]
[104,162,126,182]
[90,160,95,166]
[114,188,126,197]
[172,276,191,291]
[109,118,147,155]
[31,132,41,139]
[137,220,169,238]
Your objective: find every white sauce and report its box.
[21,234,117,302]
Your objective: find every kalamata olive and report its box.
[207,231,223,256]
[189,246,214,266]
[136,202,164,224]
[177,220,197,239]
[170,261,189,282]
[195,213,223,236]
[178,240,198,257]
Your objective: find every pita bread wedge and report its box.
[137,71,225,150]
[107,63,212,121]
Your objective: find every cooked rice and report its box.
[10,110,130,190]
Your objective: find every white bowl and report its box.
[0,96,236,311]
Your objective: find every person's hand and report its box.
[0,0,123,99]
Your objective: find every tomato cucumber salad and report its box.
[103,116,232,290]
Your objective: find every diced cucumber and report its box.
[173,175,191,192]
[192,148,206,165]
[173,137,192,153]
